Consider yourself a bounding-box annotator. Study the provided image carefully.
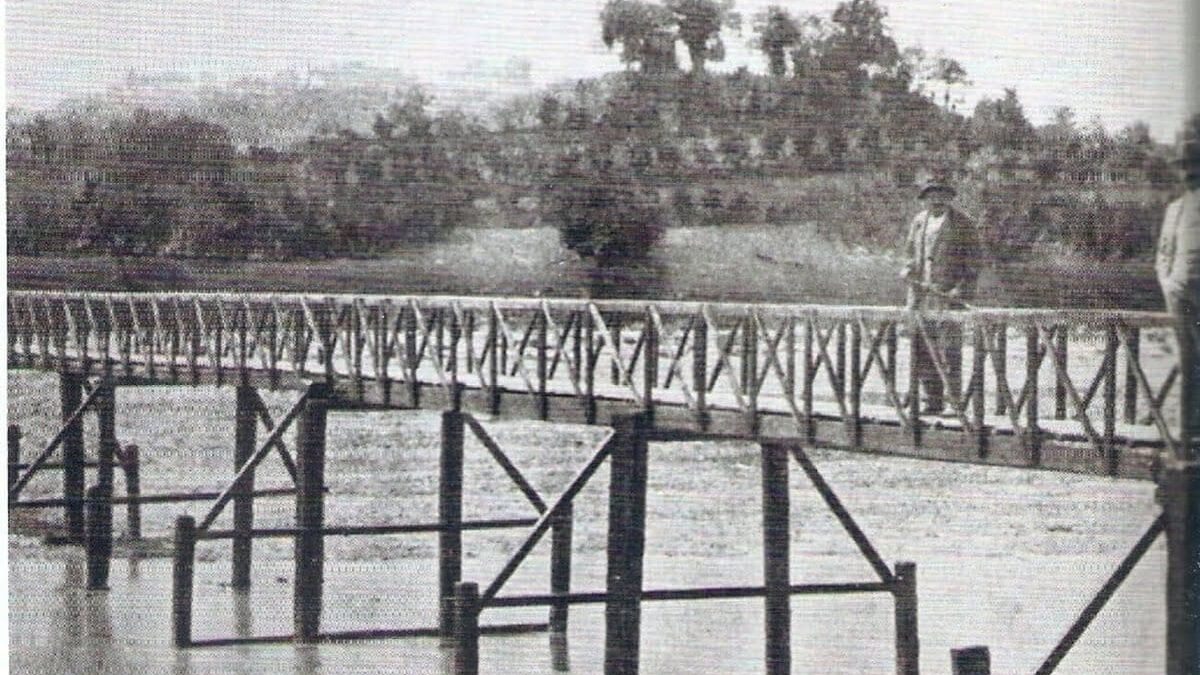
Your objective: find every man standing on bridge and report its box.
[900,175,981,415]
[1157,115,1200,455]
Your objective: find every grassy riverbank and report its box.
[7,225,1164,309]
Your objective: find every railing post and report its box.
[692,313,708,431]
[606,412,650,675]
[1054,326,1068,420]
[1122,326,1140,424]
[172,515,197,648]
[849,320,863,448]
[762,442,791,675]
[439,407,465,640]
[994,327,1008,416]
[550,503,574,634]
[537,311,550,420]
[951,646,990,674]
[1102,325,1119,475]
[971,321,988,458]
[1162,460,1200,675]
[405,305,420,407]
[908,318,923,446]
[894,561,919,675]
[744,313,759,434]
[489,307,502,416]
[233,385,257,591]
[584,308,597,424]
[453,581,480,675]
[123,444,141,541]
[85,484,113,590]
[294,383,330,643]
[1024,327,1041,465]
[60,373,86,542]
[643,307,657,412]
[8,424,20,497]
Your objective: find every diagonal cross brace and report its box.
[198,390,310,532]
[9,382,104,501]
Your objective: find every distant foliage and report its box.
[6,0,1179,264]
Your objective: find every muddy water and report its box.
[8,372,1169,673]
[11,535,1164,674]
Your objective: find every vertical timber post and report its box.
[123,445,141,541]
[95,384,117,494]
[233,385,257,591]
[1024,327,1041,465]
[85,484,113,590]
[550,503,574,634]
[994,327,1008,416]
[894,561,919,675]
[172,515,197,648]
[439,406,465,640]
[692,313,708,431]
[1163,460,1200,675]
[1053,326,1067,420]
[605,412,650,675]
[1122,327,1140,424]
[761,442,791,675]
[950,646,990,675]
[61,373,86,542]
[294,383,330,643]
[453,581,480,675]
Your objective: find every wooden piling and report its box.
[605,412,650,675]
[123,445,141,541]
[60,373,86,542]
[894,561,919,675]
[233,385,257,591]
[294,384,330,643]
[439,408,465,640]
[951,646,991,674]
[85,484,113,590]
[172,515,197,648]
[8,424,20,496]
[761,442,791,675]
[1162,461,1200,675]
[95,384,117,494]
[550,503,573,634]
[453,581,480,675]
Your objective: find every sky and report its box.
[5,0,1190,139]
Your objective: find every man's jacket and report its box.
[903,206,981,309]
[1156,190,1200,313]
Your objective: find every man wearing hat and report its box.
[900,175,981,414]
[1157,114,1200,454]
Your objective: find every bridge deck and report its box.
[8,291,1183,480]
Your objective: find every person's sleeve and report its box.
[1156,202,1177,291]
[1166,204,1200,301]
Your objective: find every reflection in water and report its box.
[550,631,570,672]
[233,592,254,639]
[294,645,321,675]
[127,555,142,581]
[172,650,193,675]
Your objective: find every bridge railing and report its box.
[7,291,1181,472]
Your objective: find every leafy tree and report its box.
[971,88,1034,152]
[601,0,679,74]
[666,0,741,74]
[752,6,802,77]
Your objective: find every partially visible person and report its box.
[1157,114,1200,453]
[900,176,981,414]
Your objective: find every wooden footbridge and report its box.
[7,290,1198,674]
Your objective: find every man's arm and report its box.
[1156,200,1179,294]
[1164,200,1199,303]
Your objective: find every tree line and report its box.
[7,0,1177,263]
